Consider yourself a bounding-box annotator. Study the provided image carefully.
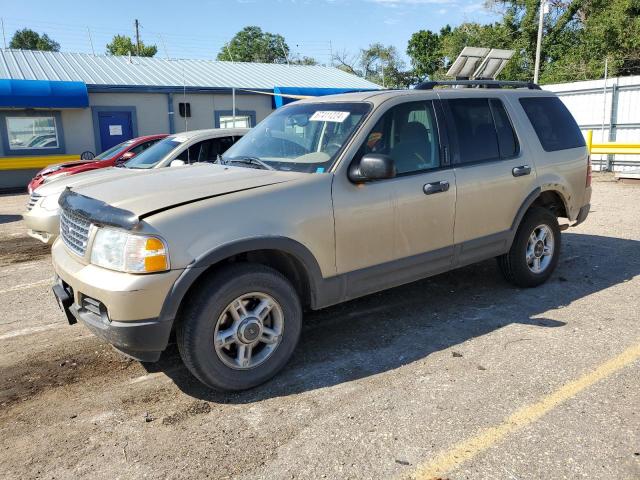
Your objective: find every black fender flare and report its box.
[157,237,326,324]
[507,187,541,247]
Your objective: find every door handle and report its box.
[512,165,531,177]
[423,181,450,195]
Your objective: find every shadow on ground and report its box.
[144,233,640,403]
[0,215,22,225]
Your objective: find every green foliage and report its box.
[291,56,319,66]
[217,26,289,63]
[106,34,157,57]
[9,29,60,51]
[406,0,640,84]
[333,43,414,88]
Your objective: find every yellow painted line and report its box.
[0,154,80,171]
[405,341,640,480]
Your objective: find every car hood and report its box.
[35,167,142,197]
[70,163,306,218]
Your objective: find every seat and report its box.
[390,121,432,174]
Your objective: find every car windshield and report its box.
[125,137,183,169]
[94,140,134,160]
[221,102,371,173]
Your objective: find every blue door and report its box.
[98,111,133,152]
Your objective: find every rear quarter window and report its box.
[519,97,585,152]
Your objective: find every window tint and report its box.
[519,97,585,152]
[361,101,440,175]
[447,99,500,164]
[489,99,519,158]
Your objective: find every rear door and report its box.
[441,96,537,264]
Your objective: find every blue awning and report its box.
[273,86,375,108]
[0,79,89,108]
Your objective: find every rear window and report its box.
[519,97,585,152]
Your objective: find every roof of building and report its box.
[0,49,380,91]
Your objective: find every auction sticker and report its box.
[310,111,351,123]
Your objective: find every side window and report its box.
[447,98,500,164]
[489,99,519,158]
[519,97,585,152]
[361,101,440,175]
[176,141,206,163]
[218,136,235,155]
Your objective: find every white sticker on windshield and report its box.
[309,111,351,123]
[172,136,188,143]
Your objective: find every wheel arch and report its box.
[509,186,569,246]
[158,237,325,327]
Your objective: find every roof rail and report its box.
[414,80,541,90]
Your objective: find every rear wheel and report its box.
[176,263,302,391]
[498,207,561,288]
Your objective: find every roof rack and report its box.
[414,80,541,90]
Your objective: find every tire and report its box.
[176,263,302,391]
[497,207,561,288]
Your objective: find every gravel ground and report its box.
[0,173,639,480]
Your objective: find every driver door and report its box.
[332,99,456,298]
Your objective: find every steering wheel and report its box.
[80,151,95,160]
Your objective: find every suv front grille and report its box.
[60,208,91,257]
[27,193,41,211]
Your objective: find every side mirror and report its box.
[170,159,186,167]
[349,153,396,183]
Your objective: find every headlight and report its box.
[90,228,169,273]
[40,192,62,211]
[43,171,70,184]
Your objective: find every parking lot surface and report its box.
[1,175,639,480]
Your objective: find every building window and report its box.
[214,110,257,129]
[219,115,252,128]
[6,116,60,150]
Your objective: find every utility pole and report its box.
[134,19,141,56]
[87,27,95,55]
[533,0,546,84]
[1,18,6,49]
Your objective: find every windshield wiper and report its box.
[220,156,274,171]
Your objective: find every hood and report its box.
[71,163,305,217]
[35,167,142,196]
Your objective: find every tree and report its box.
[291,56,319,66]
[406,27,448,80]
[217,26,289,63]
[9,29,60,51]
[331,44,414,88]
[106,34,157,57]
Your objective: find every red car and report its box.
[27,134,168,193]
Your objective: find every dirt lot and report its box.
[1,174,639,480]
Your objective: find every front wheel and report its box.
[497,207,561,288]
[176,263,302,391]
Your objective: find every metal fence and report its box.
[545,75,640,171]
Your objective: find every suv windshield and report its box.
[221,102,371,173]
[125,137,183,169]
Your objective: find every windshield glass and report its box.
[94,140,134,160]
[125,138,183,169]
[221,102,371,173]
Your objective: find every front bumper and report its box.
[22,206,60,244]
[52,239,183,361]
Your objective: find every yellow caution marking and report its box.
[406,341,640,480]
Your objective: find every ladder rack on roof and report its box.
[414,80,541,90]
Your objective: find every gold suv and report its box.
[52,82,591,391]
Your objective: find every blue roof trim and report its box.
[0,79,89,109]
[273,87,376,108]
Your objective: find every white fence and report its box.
[545,75,640,171]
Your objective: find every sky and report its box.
[0,0,498,65]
